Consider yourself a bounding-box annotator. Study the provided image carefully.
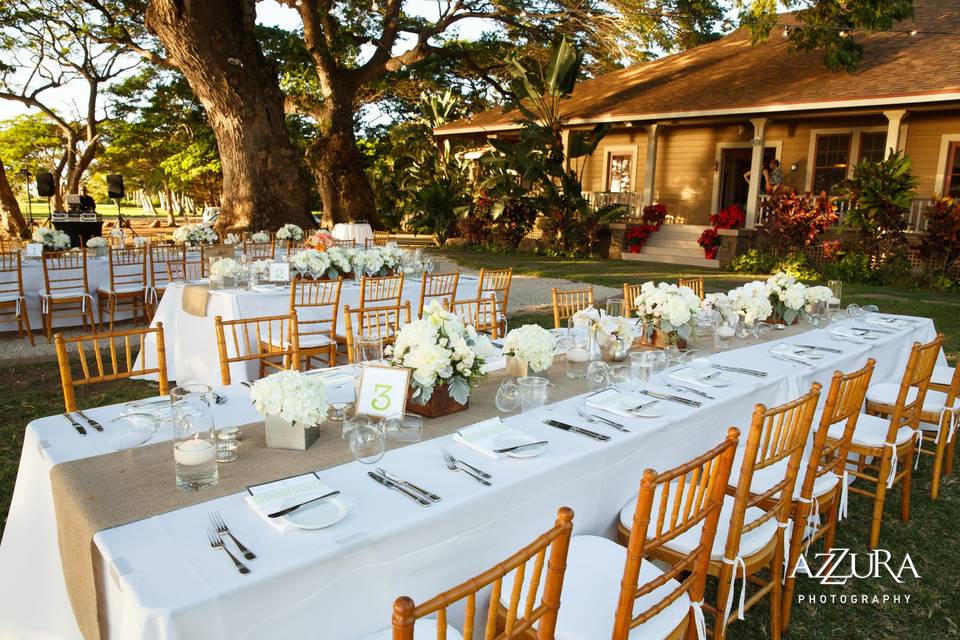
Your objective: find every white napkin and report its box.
[865,316,911,329]
[481,356,506,373]
[769,343,818,364]
[829,327,870,343]
[667,366,720,391]
[304,367,355,387]
[584,388,652,418]
[245,474,352,534]
[453,417,518,459]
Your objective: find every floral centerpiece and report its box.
[250,231,271,243]
[223,233,240,245]
[765,272,807,325]
[276,224,304,242]
[325,246,353,276]
[209,257,244,288]
[804,285,836,312]
[133,236,148,247]
[289,249,350,280]
[305,229,334,249]
[32,228,71,251]
[386,300,495,417]
[86,236,107,257]
[502,324,557,376]
[110,227,125,240]
[378,243,405,272]
[250,259,272,280]
[728,281,773,325]
[632,282,700,347]
[249,370,329,450]
[570,305,637,360]
[172,223,218,247]
[351,247,387,277]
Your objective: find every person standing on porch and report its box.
[744,159,783,194]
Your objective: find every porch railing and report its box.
[584,191,644,218]
[757,195,932,233]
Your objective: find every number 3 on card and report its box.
[356,365,411,418]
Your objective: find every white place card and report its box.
[355,364,411,418]
[268,262,290,282]
[25,243,43,258]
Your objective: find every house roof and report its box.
[435,0,960,135]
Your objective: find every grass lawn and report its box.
[1,251,958,638]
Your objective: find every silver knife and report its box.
[664,383,715,400]
[640,389,702,407]
[75,409,104,432]
[376,468,441,502]
[710,364,767,377]
[795,343,843,354]
[367,472,431,506]
[62,413,86,436]
[494,440,550,453]
[587,413,630,432]
[543,419,610,442]
[267,490,341,518]
[853,326,894,335]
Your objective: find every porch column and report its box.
[883,110,907,158]
[744,117,770,228]
[641,123,660,207]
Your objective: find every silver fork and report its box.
[576,408,629,432]
[209,511,256,560]
[207,530,250,574]
[440,447,492,486]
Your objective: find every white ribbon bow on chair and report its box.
[691,600,707,640]
[721,555,747,628]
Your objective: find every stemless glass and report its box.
[828,280,843,308]
[517,376,550,412]
[349,423,385,464]
[605,299,625,318]
[171,384,219,491]
[609,365,641,395]
[714,316,737,350]
[381,413,424,443]
[629,351,656,385]
[753,322,773,340]
[862,304,880,315]
[565,318,593,379]
[355,335,384,364]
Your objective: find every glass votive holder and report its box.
[518,376,549,412]
[216,427,240,463]
[714,320,737,350]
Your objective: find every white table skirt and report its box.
[0,316,942,639]
[332,223,374,246]
[137,275,477,386]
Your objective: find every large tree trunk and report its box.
[146,0,313,232]
[0,159,29,238]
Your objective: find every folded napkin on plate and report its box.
[181,284,210,317]
[245,473,353,533]
[829,327,869,343]
[453,417,520,459]
[667,366,719,391]
[304,368,355,387]
[251,284,283,293]
[584,388,650,418]
[865,316,912,329]
[769,343,819,363]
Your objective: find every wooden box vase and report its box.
[640,328,687,350]
[408,383,468,418]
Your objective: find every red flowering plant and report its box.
[642,203,668,229]
[710,204,745,229]
[624,224,654,253]
[697,227,721,259]
[761,191,838,255]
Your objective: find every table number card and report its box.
[25,242,43,258]
[355,365,411,418]
[268,262,290,283]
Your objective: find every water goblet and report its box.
[349,423,385,464]
[846,303,863,318]
[586,360,611,389]
[495,378,521,413]
[517,376,550,412]
[862,304,879,315]
[107,413,159,451]
[629,350,656,385]
[605,299,625,318]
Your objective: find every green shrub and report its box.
[729,249,779,274]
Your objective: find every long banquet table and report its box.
[137,274,477,386]
[0,314,942,639]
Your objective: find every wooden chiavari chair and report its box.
[201,243,234,265]
[775,359,874,630]
[0,251,33,345]
[619,384,820,640]
[832,335,942,547]
[343,302,411,364]
[526,430,738,640]
[418,271,459,318]
[360,273,405,307]
[373,230,390,246]
[333,238,357,248]
[98,246,149,331]
[166,253,205,282]
[622,283,644,317]
[678,276,705,300]
[865,351,960,500]
[377,507,573,640]
[40,249,97,342]
[928,360,960,479]
[242,240,276,260]
[54,324,169,412]
[476,268,512,334]
[148,245,186,311]
[447,294,499,338]
[213,312,300,385]
[551,286,594,329]
[289,277,342,369]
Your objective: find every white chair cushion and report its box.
[827,412,914,448]
[359,618,462,639]
[0,293,21,303]
[730,446,790,496]
[619,489,778,562]
[866,383,958,418]
[101,284,145,295]
[792,451,840,501]
[500,535,689,640]
[295,334,334,349]
[932,365,955,387]
[39,288,86,299]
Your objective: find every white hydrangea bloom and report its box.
[249,370,329,427]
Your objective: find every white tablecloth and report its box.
[0,316,942,639]
[138,275,477,386]
[332,223,374,246]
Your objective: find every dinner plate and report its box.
[619,394,666,418]
[282,495,350,530]
[698,371,733,387]
[631,403,666,418]
[494,431,548,458]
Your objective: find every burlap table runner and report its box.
[181,284,210,316]
[49,363,597,640]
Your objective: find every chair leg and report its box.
[869,456,889,550]
[713,563,733,640]
[43,307,52,343]
[931,420,949,500]
[947,433,956,475]
[900,445,913,523]
[770,533,783,640]
[781,509,807,632]
[823,499,840,552]
[21,307,34,346]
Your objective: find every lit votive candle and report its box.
[716,325,735,339]
[567,347,590,362]
[174,437,216,466]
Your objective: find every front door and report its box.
[718,147,777,211]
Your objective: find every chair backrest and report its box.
[54,324,169,412]
[883,334,943,443]
[107,246,148,290]
[726,384,821,566]
[243,240,276,260]
[477,268,512,318]
[202,244,234,263]
[373,230,390,246]
[334,238,357,248]
[419,271,460,318]
[799,359,876,505]
[42,250,90,296]
[343,301,411,364]
[551,287,594,329]
[392,507,574,640]
[360,273,404,306]
[0,251,25,298]
[677,276,705,300]
[448,294,500,338]
[150,245,186,289]
[289,277,343,349]
[622,283,643,317]
[166,255,205,282]
[932,362,960,408]
[213,312,300,385]
[614,428,740,639]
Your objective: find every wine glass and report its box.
[381,413,423,443]
[495,378,521,413]
[349,423,385,464]
[586,361,611,389]
[846,303,863,318]
[354,334,384,378]
[108,413,159,451]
